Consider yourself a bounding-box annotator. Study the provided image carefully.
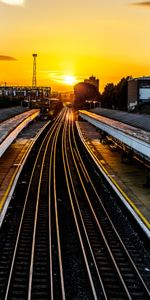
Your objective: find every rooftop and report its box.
[128,76,150,81]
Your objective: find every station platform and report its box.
[0,120,49,226]
[77,121,150,238]
[79,110,150,162]
[0,107,29,123]
[0,108,40,157]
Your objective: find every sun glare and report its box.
[63,75,77,86]
[1,0,24,6]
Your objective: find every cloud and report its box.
[131,1,150,7]
[0,0,25,6]
[0,55,17,61]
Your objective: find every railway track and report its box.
[0,108,150,299]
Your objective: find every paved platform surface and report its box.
[0,120,47,215]
[0,107,29,123]
[91,107,150,132]
[0,109,40,145]
[78,121,150,231]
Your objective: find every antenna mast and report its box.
[32,53,37,87]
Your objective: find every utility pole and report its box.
[32,53,37,87]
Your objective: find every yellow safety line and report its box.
[94,151,150,229]
[0,144,31,211]
[0,120,51,213]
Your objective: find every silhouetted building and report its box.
[84,76,99,92]
[0,86,51,99]
[128,76,150,111]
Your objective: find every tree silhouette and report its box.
[74,82,100,109]
[101,83,115,108]
[101,77,129,111]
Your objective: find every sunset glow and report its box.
[63,75,77,86]
[0,1,150,91]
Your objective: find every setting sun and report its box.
[63,75,77,86]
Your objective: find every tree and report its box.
[101,77,129,111]
[74,82,100,109]
[115,77,128,110]
[101,83,115,108]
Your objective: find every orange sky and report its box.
[0,0,150,92]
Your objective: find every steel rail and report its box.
[48,118,59,300]
[27,113,63,299]
[28,108,67,300]
[52,111,66,300]
[4,109,65,300]
[48,131,54,300]
[68,110,133,299]
[62,110,105,300]
[67,111,108,298]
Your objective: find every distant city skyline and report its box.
[0,0,150,91]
